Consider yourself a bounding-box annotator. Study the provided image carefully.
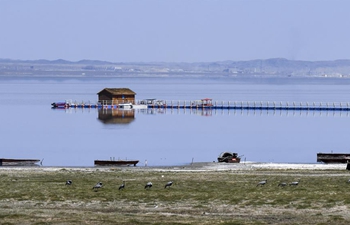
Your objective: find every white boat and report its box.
[117,103,148,109]
[132,104,148,109]
[118,103,133,109]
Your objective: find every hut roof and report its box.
[97,88,136,95]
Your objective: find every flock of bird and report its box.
[256,179,300,187]
[64,178,350,190]
[65,180,173,191]
[65,178,302,190]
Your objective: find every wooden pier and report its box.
[52,100,350,112]
[147,100,350,112]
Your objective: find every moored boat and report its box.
[51,101,70,108]
[94,159,139,167]
[118,103,133,109]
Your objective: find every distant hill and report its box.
[1,58,350,78]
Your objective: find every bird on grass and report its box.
[164,181,173,188]
[145,182,153,189]
[65,180,72,185]
[278,182,287,187]
[289,179,300,186]
[256,180,267,187]
[93,182,103,190]
[119,181,125,190]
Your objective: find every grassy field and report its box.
[0,167,350,224]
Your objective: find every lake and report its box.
[1,76,350,167]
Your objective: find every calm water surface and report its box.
[1,76,350,166]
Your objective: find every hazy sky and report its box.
[1,0,349,62]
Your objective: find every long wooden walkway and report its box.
[52,100,350,111]
[148,101,350,111]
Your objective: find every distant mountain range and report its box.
[1,58,350,78]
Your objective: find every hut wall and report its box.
[98,90,135,105]
[111,95,135,104]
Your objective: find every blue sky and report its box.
[1,0,349,62]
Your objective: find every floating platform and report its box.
[94,159,139,167]
[51,100,350,112]
[317,153,350,164]
[0,158,40,166]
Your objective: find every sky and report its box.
[1,0,349,63]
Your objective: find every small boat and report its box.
[118,103,133,109]
[317,153,350,163]
[217,152,241,163]
[51,101,70,108]
[0,158,40,166]
[94,159,139,167]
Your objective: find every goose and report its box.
[164,181,173,188]
[93,182,103,190]
[145,182,153,189]
[257,180,267,187]
[278,182,287,187]
[119,181,125,190]
[65,180,72,185]
[289,179,300,186]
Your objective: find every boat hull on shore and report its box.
[317,153,350,163]
[94,160,139,167]
[0,158,40,166]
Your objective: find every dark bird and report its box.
[93,182,103,190]
[119,181,125,190]
[65,180,72,185]
[278,182,287,187]
[145,182,153,189]
[257,180,267,187]
[164,181,173,188]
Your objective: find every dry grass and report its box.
[0,166,350,224]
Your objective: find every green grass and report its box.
[0,168,350,224]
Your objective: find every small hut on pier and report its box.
[97,88,136,105]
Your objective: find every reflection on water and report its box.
[118,108,350,118]
[62,107,350,118]
[98,109,135,124]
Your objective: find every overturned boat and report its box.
[217,152,241,163]
[94,159,139,167]
[317,153,350,163]
[0,158,40,166]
